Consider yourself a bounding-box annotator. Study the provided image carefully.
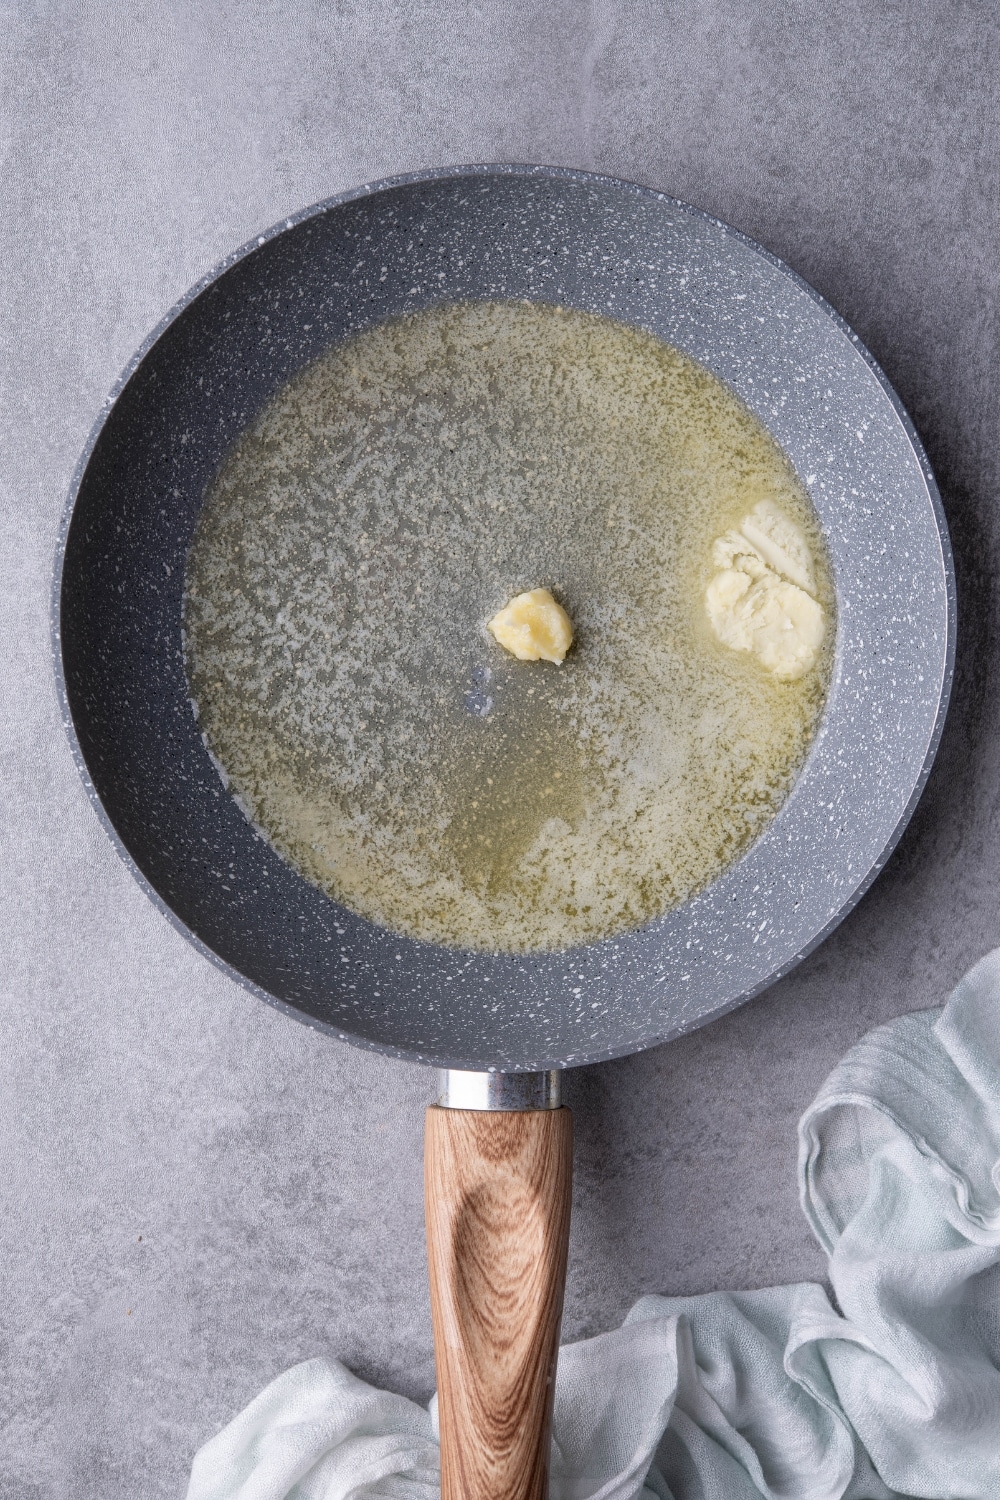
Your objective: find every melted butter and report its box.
[183,300,834,952]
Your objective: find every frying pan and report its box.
[55,166,954,1500]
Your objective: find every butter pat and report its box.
[487,588,574,664]
[706,502,825,680]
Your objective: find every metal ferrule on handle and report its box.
[438,1069,562,1110]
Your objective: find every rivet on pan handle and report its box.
[426,1070,572,1500]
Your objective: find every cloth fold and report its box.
[187,948,1000,1500]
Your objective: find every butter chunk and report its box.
[712,501,815,594]
[487,588,574,664]
[706,569,825,680]
[739,500,816,593]
[706,502,825,679]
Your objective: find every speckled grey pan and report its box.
[55,165,955,1073]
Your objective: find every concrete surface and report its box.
[2,2,999,1495]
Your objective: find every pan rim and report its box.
[52,162,956,1071]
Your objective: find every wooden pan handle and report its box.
[425,1104,573,1500]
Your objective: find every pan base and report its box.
[183,300,833,953]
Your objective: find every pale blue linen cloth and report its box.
[187,947,1000,1500]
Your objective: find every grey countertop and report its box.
[3,4,999,1495]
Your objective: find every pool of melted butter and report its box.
[183,300,834,953]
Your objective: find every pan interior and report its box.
[184,299,833,953]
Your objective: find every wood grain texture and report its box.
[425,1106,573,1500]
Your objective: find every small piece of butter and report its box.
[706,502,825,680]
[487,588,574,664]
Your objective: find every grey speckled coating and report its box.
[55,165,955,1073]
